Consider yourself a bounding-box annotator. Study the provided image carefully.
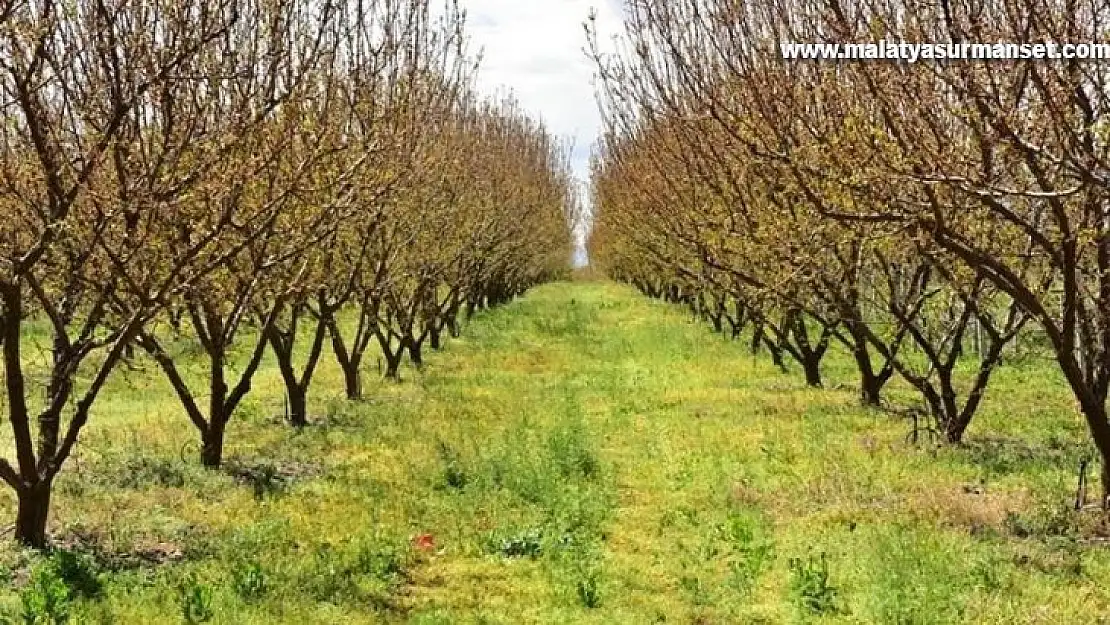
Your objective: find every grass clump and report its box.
[787,553,841,618]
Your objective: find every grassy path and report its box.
[2,281,1108,623]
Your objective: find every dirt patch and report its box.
[907,485,1032,534]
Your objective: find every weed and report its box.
[230,561,267,600]
[20,563,71,625]
[575,569,602,609]
[721,512,774,595]
[678,575,712,606]
[299,537,408,605]
[435,441,469,491]
[116,456,187,489]
[486,528,544,559]
[788,553,841,617]
[865,531,973,624]
[226,461,289,499]
[548,423,600,481]
[178,574,214,624]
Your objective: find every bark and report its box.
[408,336,424,368]
[711,311,724,333]
[2,284,44,547]
[139,306,272,470]
[802,357,823,388]
[1102,446,1110,509]
[286,386,308,429]
[786,313,831,388]
[268,311,328,428]
[764,337,787,372]
[1059,366,1110,507]
[15,480,52,549]
[327,312,369,401]
[201,417,226,468]
[341,363,363,400]
[384,350,404,380]
[205,348,229,467]
[845,323,895,407]
[858,366,891,407]
[1,285,35,486]
[429,322,442,350]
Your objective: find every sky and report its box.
[461,0,624,185]
[459,0,625,265]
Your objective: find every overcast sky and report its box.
[462,0,624,184]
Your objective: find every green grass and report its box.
[1,281,1109,623]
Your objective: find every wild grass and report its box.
[0,281,1108,623]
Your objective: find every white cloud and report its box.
[460,0,624,182]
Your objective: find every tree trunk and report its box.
[945,416,971,445]
[768,343,786,372]
[287,386,308,428]
[430,323,442,350]
[327,315,365,401]
[202,349,229,468]
[341,362,363,401]
[849,334,889,407]
[802,357,823,388]
[940,377,964,443]
[201,420,226,468]
[859,369,886,407]
[759,330,787,372]
[409,338,424,368]
[729,318,745,340]
[15,481,52,549]
[1102,452,1110,510]
[1072,397,1110,508]
[267,313,327,429]
[384,351,403,380]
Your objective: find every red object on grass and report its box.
[414,533,436,551]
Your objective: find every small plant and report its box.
[1045,535,1085,578]
[548,423,600,481]
[788,553,841,616]
[970,558,1007,593]
[678,574,712,606]
[299,537,409,604]
[487,528,544,559]
[18,548,105,625]
[722,514,774,595]
[353,541,407,582]
[230,561,267,600]
[303,543,353,601]
[575,569,603,609]
[435,441,469,490]
[227,461,288,500]
[119,456,187,489]
[20,563,71,625]
[179,574,214,624]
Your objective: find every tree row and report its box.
[588,0,1110,502]
[0,0,576,547]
